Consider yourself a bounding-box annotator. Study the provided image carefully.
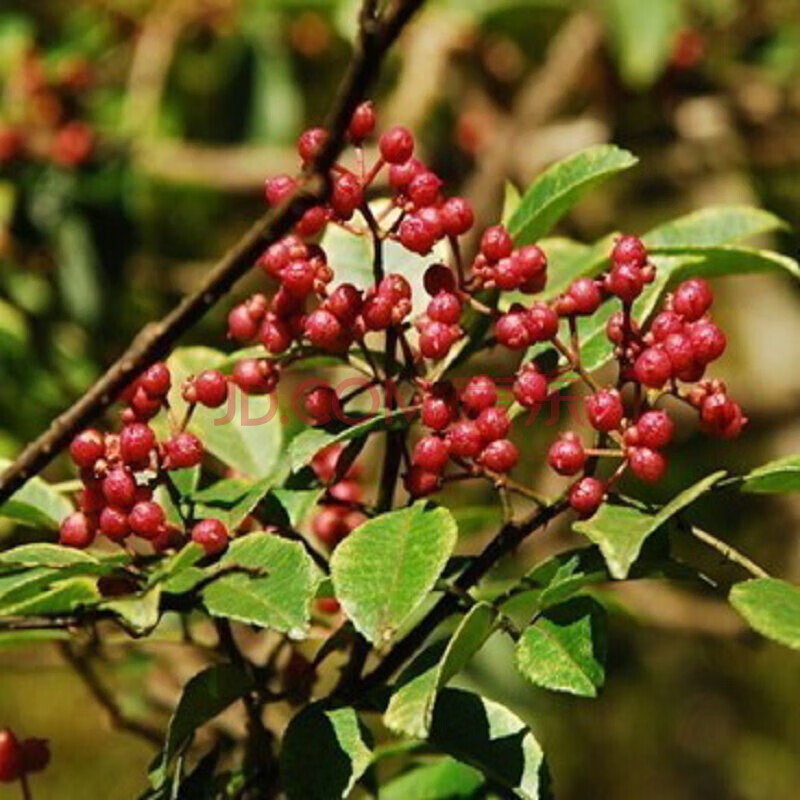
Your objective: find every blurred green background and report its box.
[1,0,799,797]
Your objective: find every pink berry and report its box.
[585,389,624,432]
[408,171,442,208]
[99,506,130,542]
[312,506,351,547]
[628,447,667,483]
[140,362,171,397]
[480,225,513,262]
[348,101,376,143]
[128,501,166,540]
[102,468,137,508]
[635,410,674,449]
[479,439,519,473]
[446,420,484,459]
[673,278,713,321]
[461,375,498,413]
[419,321,458,359]
[700,392,747,438]
[379,126,414,164]
[569,477,605,518]
[228,304,260,342]
[281,259,317,297]
[404,465,441,498]
[650,310,684,342]
[389,157,424,190]
[77,485,105,514]
[513,366,548,408]
[361,293,394,331]
[427,291,462,325]
[476,406,511,442]
[399,214,436,255]
[295,205,328,237]
[232,359,278,395]
[548,433,586,476]
[59,512,96,549]
[421,391,456,431]
[305,386,338,425]
[413,436,450,472]
[164,432,204,470]
[688,320,726,365]
[192,370,229,408]
[567,278,602,315]
[612,235,647,268]
[331,173,363,220]
[297,127,328,163]
[259,316,293,355]
[525,303,559,341]
[192,519,229,556]
[326,283,362,324]
[69,429,105,468]
[633,347,673,388]
[120,423,156,465]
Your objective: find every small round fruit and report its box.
[547,434,586,476]
[413,436,450,472]
[585,389,624,432]
[69,429,105,468]
[633,347,673,389]
[404,465,441,497]
[99,506,130,542]
[192,370,229,408]
[379,126,414,163]
[20,738,50,774]
[446,420,484,459]
[635,410,674,449]
[612,235,647,268]
[476,406,511,442]
[128,501,166,540]
[59,512,96,549]
[513,367,548,408]
[461,375,498,413]
[164,432,204,470]
[102,468,137,508]
[120,423,156,465]
[0,729,22,783]
[192,519,229,556]
[673,278,713,321]
[478,439,519,473]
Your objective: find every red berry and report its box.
[408,171,442,207]
[612,235,647,268]
[152,525,185,553]
[326,283,362,324]
[413,436,450,472]
[298,127,328,163]
[193,370,229,408]
[548,433,586,476]
[446,420,484,459]
[379,274,412,303]
[421,391,456,431]
[516,245,548,292]
[633,347,673,388]
[605,262,645,303]
[69,429,105,468]
[513,366,548,408]
[569,477,605,518]
[606,310,626,344]
[232,359,278,395]
[525,303,559,341]
[305,386,338,425]
[585,389,624,432]
[128,501,166,540]
[673,278,713,321]
[140,362,171,397]
[628,447,667,483]
[404,465,441,498]
[427,291,462,324]
[389,157,424,190]
[295,205,328,237]
[331,173,363,220]
[479,439,519,473]
[59,512,96,549]
[461,375,498,413]
[228,304,260,342]
[688,320,726,365]
[264,174,297,206]
[99,506,130,542]
[495,312,531,350]
[635,410,674,449]
[281,259,317,297]
[348,101,376,143]
[102,468,137,508]
[440,197,474,237]
[259,316,293,355]
[164,432,204,470]
[567,278,602,315]
[480,225,513,262]
[419,321,458,359]
[650,310,684,341]
[120,423,156,465]
[399,214,436,255]
[0,729,22,783]
[51,121,94,167]
[476,406,511,442]
[379,126,414,164]
[328,479,363,505]
[191,519,229,556]
[494,256,524,291]
[20,738,50,774]
[304,308,345,350]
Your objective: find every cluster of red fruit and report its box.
[0,729,49,786]
[59,362,234,554]
[0,49,95,168]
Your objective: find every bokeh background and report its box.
[1,1,799,798]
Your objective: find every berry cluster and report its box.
[0,49,95,169]
[60,362,233,554]
[0,728,49,786]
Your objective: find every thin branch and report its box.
[685,524,769,579]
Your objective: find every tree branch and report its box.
[0,0,426,507]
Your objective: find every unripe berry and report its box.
[566,278,602,315]
[120,423,156,465]
[688,320,726,365]
[281,259,317,297]
[673,278,713,321]
[628,447,667,483]
[102,468,137,508]
[440,197,474,236]
[164,432,204,470]
[232,359,278,395]
[348,101,376,142]
[525,303,559,341]
[361,293,394,331]
[480,225,513,262]
[191,370,229,408]
[326,283,362,324]
[264,174,297,206]
[20,738,50,774]
[569,477,605,518]
[128,501,166,540]
[399,214,436,255]
[259,316,293,355]
[662,332,695,373]
[633,347,673,388]
[298,127,328,163]
[70,429,105,468]
[635,410,674,449]
[476,406,511,442]
[379,126,414,164]
[78,485,105,514]
[585,389,624,432]
[419,321,458,359]
[413,436,450,472]
[331,172,363,220]
[461,375,498,413]
[479,439,519,473]
[99,506,130,542]
[612,235,647,268]
[191,518,229,556]
[495,312,531,350]
[427,291,462,325]
[446,420,484,459]
[0,729,22,783]
[304,308,345,350]
[513,366,548,408]
[650,310,684,342]
[408,171,442,207]
[305,386,338,425]
[548,434,586,476]
[140,362,171,397]
[517,245,548,293]
[404,465,441,498]
[421,391,456,431]
[606,262,645,303]
[312,506,351,547]
[228,304,260,342]
[295,205,328,237]
[59,512,96,549]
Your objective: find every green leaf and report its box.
[103,588,162,634]
[380,758,484,800]
[164,663,254,764]
[287,411,414,473]
[729,578,800,650]
[507,145,637,245]
[56,214,102,326]
[191,475,276,531]
[519,548,609,610]
[0,543,99,568]
[741,456,800,494]
[430,689,548,800]
[646,245,800,281]
[0,459,73,530]
[515,597,607,698]
[280,704,373,800]
[574,471,725,578]
[202,534,320,637]
[331,503,458,644]
[603,0,682,88]
[0,577,99,616]
[643,206,786,249]
[386,603,497,738]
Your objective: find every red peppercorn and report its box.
[662,332,695,373]
[379,126,415,164]
[313,506,351,547]
[305,386,338,425]
[281,259,317,297]
[326,283,362,324]
[495,311,531,350]
[513,366,548,408]
[77,485,105,514]
[140,362,171,397]
[297,127,329,163]
[461,375,498,413]
[635,410,674,449]
[633,347,673,388]
[304,308,345,350]
[232,359,278,395]
[120,423,156,465]
[479,439,519,473]
[673,278,713,321]
[569,477,605,518]
[525,303,559,341]
[399,214,436,255]
[128,501,166,540]
[331,172,363,220]
[59,512,96,549]
[295,205,328,237]
[421,392,456,431]
[548,434,586,476]
[0,729,22,783]
[69,429,105,468]
[419,321,458,359]
[423,264,457,296]
[413,436,450,472]
[129,385,163,421]
[389,157,425,190]
[191,370,229,408]
[348,101,376,143]
[228,303,260,342]
[192,519,229,556]
[427,291,462,325]
[650,310,684,342]
[20,738,50,774]
[612,235,648,268]
[628,447,667,483]
[605,262,645,303]
[361,293,394,331]
[585,389,624,432]
[259,316,293,355]
[408,171,442,208]
[102,468,137,508]
[688,320,726,365]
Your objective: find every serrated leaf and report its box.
[0,577,99,616]
[202,534,320,637]
[386,603,497,738]
[191,475,276,531]
[164,663,254,765]
[0,296,28,354]
[280,703,373,800]
[0,459,73,530]
[507,145,637,245]
[56,213,101,326]
[103,587,162,634]
[263,486,323,528]
[729,578,800,650]
[430,689,548,800]
[331,503,458,644]
[643,206,786,249]
[380,757,484,800]
[741,456,800,494]
[515,597,607,697]
[0,543,99,568]
[574,472,725,578]
[502,181,522,226]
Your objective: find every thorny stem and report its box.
[553,335,602,392]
